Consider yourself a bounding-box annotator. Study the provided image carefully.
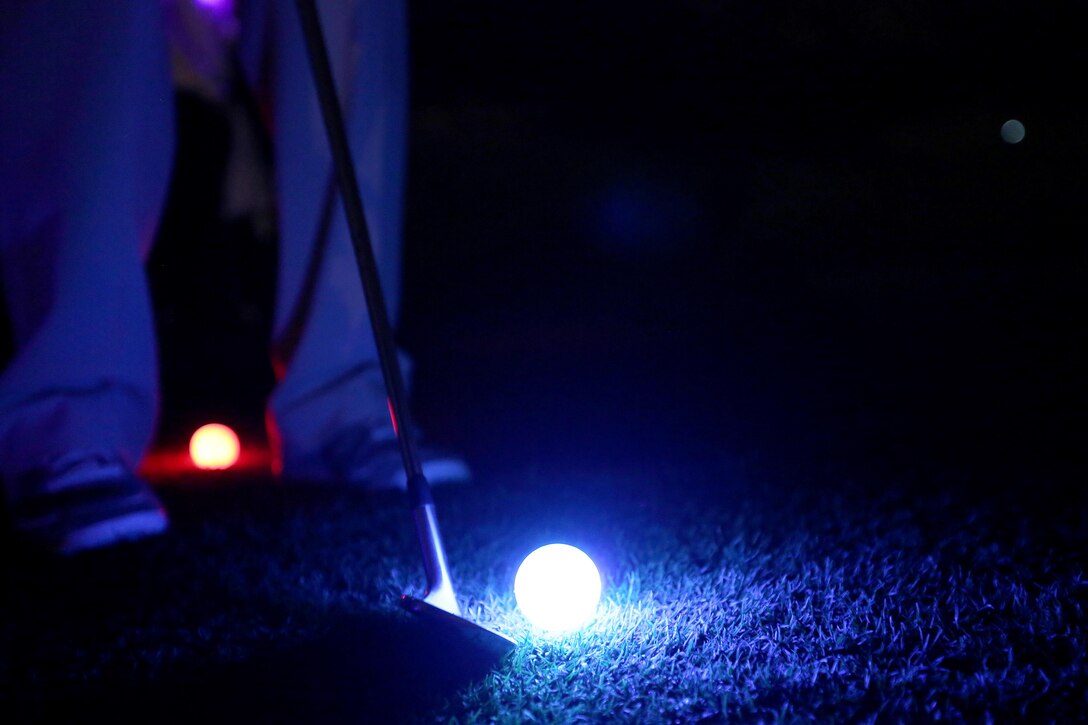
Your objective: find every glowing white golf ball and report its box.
[514,544,602,633]
[1001,119,1025,144]
[189,423,240,470]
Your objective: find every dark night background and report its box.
[151,0,1084,492]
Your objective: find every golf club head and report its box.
[401,596,517,662]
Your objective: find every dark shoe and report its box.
[7,453,168,555]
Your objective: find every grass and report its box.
[440,468,1086,723]
[2,454,1084,722]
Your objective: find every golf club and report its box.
[294,0,514,659]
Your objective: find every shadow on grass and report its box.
[40,610,501,724]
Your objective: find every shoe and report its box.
[283,424,471,490]
[6,453,168,555]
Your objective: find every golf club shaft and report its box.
[294,0,430,508]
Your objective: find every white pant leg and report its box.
[0,2,174,482]
[238,0,408,475]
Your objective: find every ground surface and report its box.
[2,1,1086,721]
[2,460,1085,722]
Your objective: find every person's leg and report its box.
[0,1,173,550]
[238,0,467,487]
[242,0,407,480]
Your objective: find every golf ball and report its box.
[189,423,240,470]
[1001,119,1025,144]
[514,544,602,633]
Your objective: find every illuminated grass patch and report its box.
[1,466,1084,722]
[430,476,1086,722]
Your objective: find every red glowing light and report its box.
[387,397,399,437]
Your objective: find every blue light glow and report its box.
[514,544,602,633]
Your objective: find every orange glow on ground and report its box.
[141,444,271,481]
[189,423,241,470]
